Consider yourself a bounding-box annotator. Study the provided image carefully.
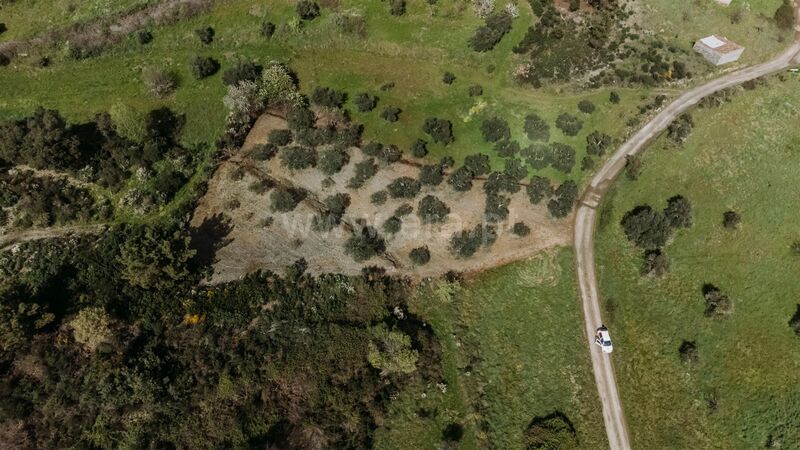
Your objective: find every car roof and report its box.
[598,330,611,340]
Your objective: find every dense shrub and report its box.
[547,180,578,218]
[609,91,620,104]
[703,284,732,318]
[723,210,741,229]
[409,246,431,265]
[395,203,413,216]
[422,118,454,144]
[318,148,349,175]
[387,177,421,198]
[348,158,378,188]
[464,153,491,176]
[418,195,450,224]
[624,154,642,180]
[268,129,292,146]
[522,143,550,169]
[222,61,263,86]
[469,84,483,96]
[297,1,321,20]
[279,146,317,170]
[484,171,519,195]
[419,164,444,186]
[495,139,520,157]
[512,222,531,236]
[411,139,428,158]
[526,175,553,204]
[261,21,276,38]
[137,30,153,45]
[550,143,576,173]
[363,142,402,164]
[620,205,671,249]
[250,143,278,161]
[370,190,388,205]
[389,0,406,16]
[383,216,402,234]
[355,93,378,112]
[287,107,316,131]
[481,117,511,142]
[581,155,595,171]
[447,166,474,192]
[524,113,550,142]
[555,113,583,136]
[641,249,669,277]
[442,71,456,84]
[523,413,578,450]
[586,131,612,156]
[313,193,351,231]
[189,56,220,79]
[345,226,386,261]
[469,11,513,52]
[312,87,347,108]
[143,67,177,98]
[775,0,794,29]
[450,224,496,257]
[270,187,305,212]
[381,106,402,122]
[195,27,214,44]
[578,99,596,114]
[667,113,694,144]
[664,195,693,228]
[484,193,510,222]
[678,340,698,363]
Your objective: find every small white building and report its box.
[693,35,744,65]
[714,0,732,6]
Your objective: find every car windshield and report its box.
[603,341,612,346]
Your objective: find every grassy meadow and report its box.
[595,75,800,448]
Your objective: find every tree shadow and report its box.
[190,213,234,269]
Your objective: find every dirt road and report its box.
[574,39,800,450]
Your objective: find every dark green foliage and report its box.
[189,56,220,79]
[297,0,321,20]
[527,175,553,204]
[269,128,293,146]
[723,210,741,229]
[524,113,550,142]
[703,284,732,318]
[312,87,347,108]
[469,85,484,96]
[348,158,378,188]
[443,71,456,84]
[387,176,421,199]
[222,60,263,86]
[495,139,520,158]
[383,216,402,234]
[609,91,621,104]
[625,154,642,180]
[313,192,351,231]
[395,203,413,216]
[411,139,428,158]
[318,148,350,175]
[0,23,5,36]
[419,164,444,186]
[484,193,510,222]
[523,413,579,450]
[0,107,80,170]
[345,226,386,261]
[550,143,576,173]
[381,106,402,122]
[261,21,276,38]
[464,153,491,176]
[371,190,388,205]
[678,340,698,363]
[586,130,612,156]
[555,113,583,136]
[450,224,497,257]
[512,222,531,237]
[279,146,317,170]
[195,27,214,44]
[409,246,431,265]
[137,29,153,45]
[251,143,278,161]
[422,118,454,145]
[334,124,363,150]
[664,195,692,228]
[270,187,306,212]
[547,180,578,218]
[641,249,670,277]
[504,158,528,181]
[667,113,694,144]
[789,305,800,336]
[581,155,595,171]
[417,195,450,224]
[389,0,406,16]
[440,156,455,168]
[362,142,401,164]
[578,99,596,114]
[287,107,316,131]
[775,0,794,29]
[0,54,9,67]
[355,93,378,112]
[481,117,511,142]
[0,171,101,228]
[484,171,520,195]
[620,205,672,249]
[447,166,474,192]
[522,143,550,169]
[468,11,513,52]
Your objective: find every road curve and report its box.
[574,38,800,450]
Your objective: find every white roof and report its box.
[700,36,726,49]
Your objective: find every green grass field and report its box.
[375,249,608,449]
[595,75,800,448]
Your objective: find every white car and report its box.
[595,326,613,353]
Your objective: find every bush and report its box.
[440,156,455,168]
[70,307,113,351]
[555,113,583,136]
[677,340,698,363]
[625,154,642,180]
[422,118,454,145]
[387,177,421,198]
[578,99,596,114]
[609,91,620,104]
[523,413,578,450]
[318,148,349,175]
[450,224,497,257]
[409,246,431,265]
[581,155,595,171]
[775,0,794,29]
[389,0,406,16]
[419,164,444,186]
[550,143,576,173]
[641,249,669,277]
[664,195,692,228]
[505,158,528,181]
[512,222,531,237]
[381,106,402,122]
[395,203,413,216]
[620,205,672,249]
[383,216,402,234]
[324,192,350,218]
[547,180,578,218]
[483,171,519,196]
[251,143,278,161]
[354,93,378,112]
[522,143,550,169]
[469,85,483,96]
[345,226,386,261]
[411,139,428,158]
[447,166,474,192]
[312,87,347,108]
[297,1,321,20]
[270,187,305,212]
[418,195,450,224]
[527,176,553,204]
[370,190,388,205]
[524,113,550,142]
[363,142,402,164]
[495,139,520,157]
[468,11,513,52]
[464,153,491,176]
[189,56,220,80]
[248,179,273,195]
[481,117,510,142]
[789,305,800,336]
[143,67,177,98]
[287,107,315,131]
[442,71,456,84]
[137,30,153,45]
[484,193,510,222]
[667,113,694,144]
[268,129,293,146]
[723,210,741,229]
[348,158,378,188]
[279,146,317,170]
[703,284,732,318]
[222,61,263,86]
[195,27,215,44]
[586,131,612,156]
[261,21,276,38]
